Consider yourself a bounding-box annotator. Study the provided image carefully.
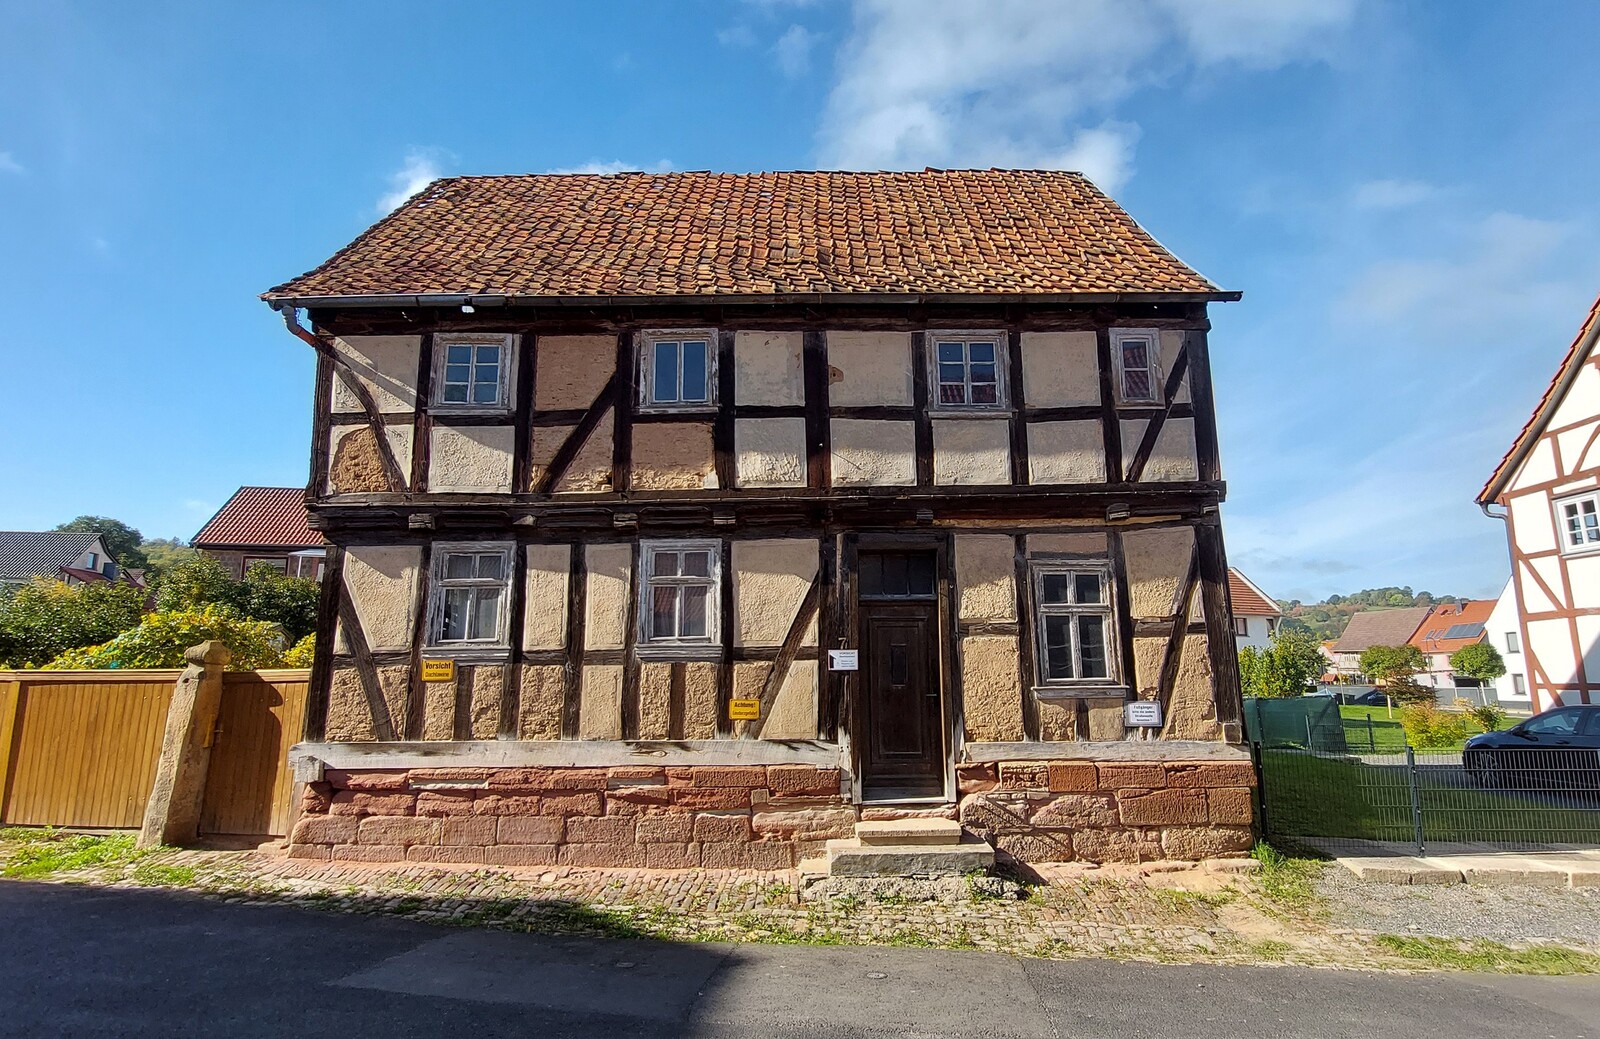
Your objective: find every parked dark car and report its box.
[1348,690,1390,707]
[1464,705,1600,790]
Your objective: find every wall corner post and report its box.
[137,641,232,849]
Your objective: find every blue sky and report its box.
[2,1,1597,604]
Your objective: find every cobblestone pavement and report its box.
[4,836,1598,971]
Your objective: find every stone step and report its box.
[855,818,963,847]
[824,835,995,878]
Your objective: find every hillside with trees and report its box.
[1276,586,1464,641]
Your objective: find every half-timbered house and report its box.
[266,170,1255,871]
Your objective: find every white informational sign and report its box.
[1124,701,1164,727]
[828,649,860,672]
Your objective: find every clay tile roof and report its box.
[1331,607,1432,655]
[1228,568,1280,617]
[264,170,1232,303]
[1480,290,1600,503]
[1407,600,1494,654]
[192,487,320,549]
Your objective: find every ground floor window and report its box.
[427,543,513,648]
[639,539,721,656]
[1030,561,1115,685]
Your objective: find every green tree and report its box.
[0,579,149,667]
[153,556,320,641]
[1358,644,1427,687]
[44,604,289,671]
[53,516,148,571]
[153,555,236,612]
[1238,627,1328,699]
[139,538,198,579]
[1450,642,1507,685]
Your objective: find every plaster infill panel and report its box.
[1122,526,1196,618]
[732,538,819,647]
[1027,532,1108,557]
[633,422,717,490]
[584,543,632,651]
[763,659,818,740]
[578,664,624,740]
[1507,493,1559,556]
[826,331,914,406]
[830,419,915,487]
[734,331,804,406]
[1162,331,1192,404]
[330,336,421,413]
[955,534,1017,623]
[961,635,1024,742]
[429,424,515,493]
[933,419,1010,486]
[337,545,421,652]
[328,424,414,495]
[534,335,616,410]
[1120,417,1198,483]
[1028,421,1107,484]
[1020,331,1099,408]
[735,418,807,488]
[530,419,614,494]
[523,544,571,651]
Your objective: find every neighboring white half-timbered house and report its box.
[1480,292,1600,712]
[264,170,1255,871]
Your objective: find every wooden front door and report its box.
[857,550,945,800]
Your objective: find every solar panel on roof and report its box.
[1442,623,1484,640]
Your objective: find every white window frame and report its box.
[1555,491,1600,555]
[431,333,518,414]
[926,330,1008,413]
[639,330,718,413]
[243,556,289,574]
[1233,616,1250,637]
[1505,630,1520,654]
[1512,673,1527,697]
[424,541,514,654]
[1110,328,1163,406]
[1029,559,1121,692]
[636,538,722,659]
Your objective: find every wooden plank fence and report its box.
[0,669,309,836]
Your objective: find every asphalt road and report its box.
[1,882,1595,1038]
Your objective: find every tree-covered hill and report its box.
[1276,587,1463,641]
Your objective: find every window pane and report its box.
[472,379,500,404]
[908,553,935,596]
[938,361,966,385]
[441,588,471,640]
[651,586,678,639]
[969,342,994,363]
[475,344,500,365]
[940,382,968,405]
[969,362,996,383]
[1040,574,1070,604]
[1123,370,1152,399]
[653,342,679,402]
[679,586,708,639]
[937,341,963,363]
[1078,615,1108,679]
[445,363,471,385]
[476,554,503,581]
[651,551,680,577]
[681,550,710,577]
[1121,341,1148,368]
[1074,572,1103,604]
[858,554,884,597]
[447,345,471,364]
[444,553,475,580]
[442,383,469,403]
[1044,615,1074,679]
[680,341,708,402]
[471,588,501,640]
[970,383,998,405]
[881,553,909,597]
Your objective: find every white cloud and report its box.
[545,159,674,176]
[377,150,445,214]
[0,151,23,175]
[1350,178,1437,210]
[774,24,818,78]
[818,0,1356,189]
[717,25,758,47]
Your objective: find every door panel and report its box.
[860,602,944,797]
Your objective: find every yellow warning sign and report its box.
[728,698,761,720]
[420,659,456,683]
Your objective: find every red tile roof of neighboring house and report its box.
[1228,568,1280,617]
[1332,607,1432,654]
[264,170,1234,304]
[192,487,320,549]
[1408,599,1494,655]
[1480,290,1600,504]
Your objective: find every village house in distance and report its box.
[263,170,1254,872]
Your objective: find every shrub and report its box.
[43,604,289,671]
[282,633,316,668]
[1466,702,1509,733]
[1399,703,1471,749]
[1384,676,1435,706]
[154,556,320,641]
[0,579,149,667]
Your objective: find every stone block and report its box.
[957,763,998,794]
[824,837,994,877]
[693,813,753,842]
[1117,788,1209,826]
[608,766,667,784]
[488,767,609,792]
[673,787,753,810]
[1207,787,1255,826]
[329,791,417,817]
[645,843,704,869]
[1047,762,1098,793]
[357,816,440,847]
[441,816,498,846]
[414,792,478,817]
[1098,764,1167,790]
[637,815,695,843]
[1029,793,1119,829]
[606,785,673,809]
[1165,762,1256,789]
[998,762,1049,790]
[856,819,961,846]
[287,843,332,861]
[859,806,957,822]
[564,816,636,844]
[301,784,332,814]
[766,764,840,798]
[537,792,604,816]
[700,842,757,869]
[331,843,407,863]
[1071,828,1161,864]
[559,843,647,868]
[748,842,797,870]
[690,766,770,789]
[291,815,358,846]
[480,844,559,868]
[957,793,1032,834]
[325,769,411,792]
[1159,825,1254,861]
[751,806,857,840]
[407,845,488,864]
[994,832,1075,864]
[497,816,564,845]
[407,767,496,783]
[471,794,545,817]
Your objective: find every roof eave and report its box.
[261,289,1242,311]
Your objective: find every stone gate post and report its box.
[137,641,232,849]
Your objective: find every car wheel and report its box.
[1465,751,1498,789]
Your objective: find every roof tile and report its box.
[192,487,320,549]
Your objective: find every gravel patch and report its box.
[1318,869,1600,946]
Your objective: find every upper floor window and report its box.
[427,543,512,648]
[434,334,515,411]
[1233,616,1249,637]
[639,539,721,655]
[1111,328,1161,405]
[1505,630,1520,654]
[641,331,715,411]
[1556,492,1600,554]
[86,552,98,570]
[1031,561,1116,686]
[929,332,1006,410]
